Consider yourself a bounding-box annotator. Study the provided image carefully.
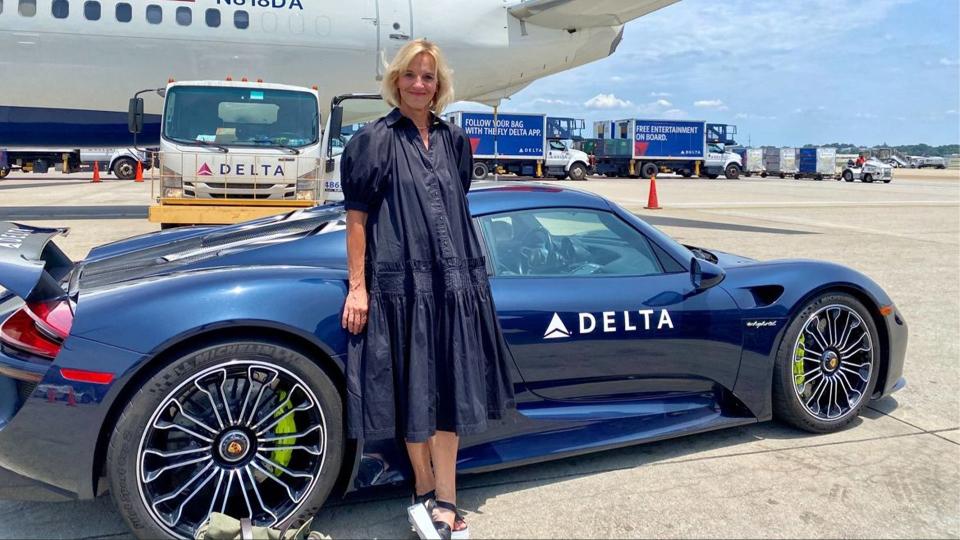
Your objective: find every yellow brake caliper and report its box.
[271,389,297,475]
[793,334,806,393]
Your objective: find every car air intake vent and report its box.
[748,285,784,307]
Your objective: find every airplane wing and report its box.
[508,0,679,30]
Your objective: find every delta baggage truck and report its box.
[590,119,742,179]
[445,111,591,181]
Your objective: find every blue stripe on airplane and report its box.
[0,106,161,147]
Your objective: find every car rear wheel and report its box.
[772,293,880,433]
[862,174,874,183]
[107,341,343,539]
[843,171,854,182]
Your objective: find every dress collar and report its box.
[386,107,443,129]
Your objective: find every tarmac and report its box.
[0,167,957,539]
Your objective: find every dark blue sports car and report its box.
[0,183,906,539]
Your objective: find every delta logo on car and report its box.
[197,163,213,176]
[544,310,674,339]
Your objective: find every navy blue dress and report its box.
[341,108,515,442]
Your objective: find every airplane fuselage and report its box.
[0,0,623,147]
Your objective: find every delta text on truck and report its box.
[129,79,325,228]
[445,111,592,180]
[586,119,742,179]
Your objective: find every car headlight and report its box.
[163,188,183,198]
[296,190,316,201]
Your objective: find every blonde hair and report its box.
[381,39,455,113]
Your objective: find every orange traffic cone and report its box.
[644,175,661,210]
[92,162,101,183]
[135,160,144,182]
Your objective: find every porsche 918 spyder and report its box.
[0,182,906,539]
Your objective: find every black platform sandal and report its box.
[408,489,441,540]
[433,500,469,540]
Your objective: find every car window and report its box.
[549,140,566,151]
[478,208,664,277]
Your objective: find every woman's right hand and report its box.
[342,287,369,335]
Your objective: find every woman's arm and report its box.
[341,209,369,335]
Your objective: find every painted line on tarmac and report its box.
[0,181,93,191]
[0,206,148,220]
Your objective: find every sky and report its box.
[454,0,960,147]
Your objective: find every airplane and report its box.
[0,0,678,148]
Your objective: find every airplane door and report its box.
[376,0,413,79]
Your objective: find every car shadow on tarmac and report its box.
[0,400,898,539]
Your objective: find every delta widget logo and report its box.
[197,163,213,176]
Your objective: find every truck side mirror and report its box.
[328,105,343,144]
[128,98,144,134]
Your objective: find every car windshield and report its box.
[162,86,319,148]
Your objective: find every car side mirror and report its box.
[690,257,725,291]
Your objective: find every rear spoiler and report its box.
[0,222,72,301]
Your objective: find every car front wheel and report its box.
[772,293,880,433]
[107,341,343,539]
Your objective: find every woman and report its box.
[340,39,515,539]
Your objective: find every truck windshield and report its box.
[162,86,319,148]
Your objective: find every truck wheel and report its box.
[724,164,741,180]
[815,174,823,181]
[779,173,786,179]
[794,174,803,180]
[883,178,891,184]
[842,171,854,182]
[744,171,752,178]
[568,162,588,181]
[761,172,768,178]
[680,169,693,178]
[112,157,139,180]
[862,174,873,183]
[472,162,488,180]
[0,167,9,179]
[107,340,344,540]
[640,162,659,179]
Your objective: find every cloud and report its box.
[650,91,672,97]
[531,98,577,107]
[855,112,878,119]
[662,109,687,119]
[947,110,959,115]
[655,99,672,107]
[584,93,634,109]
[610,76,624,82]
[694,99,728,110]
[940,57,960,66]
[735,112,777,120]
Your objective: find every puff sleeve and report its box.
[453,126,474,194]
[340,126,387,213]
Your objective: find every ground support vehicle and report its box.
[841,159,894,183]
[0,146,150,180]
[762,147,798,178]
[795,147,838,180]
[0,179,907,539]
[131,80,324,227]
[589,119,741,179]
[444,111,591,181]
[915,156,947,169]
[737,148,765,177]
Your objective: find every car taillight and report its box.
[0,300,73,359]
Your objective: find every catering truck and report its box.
[589,119,742,179]
[130,80,324,227]
[444,111,591,180]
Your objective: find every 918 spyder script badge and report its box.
[544,310,674,340]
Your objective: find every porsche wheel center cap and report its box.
[219,431,251,463]
[823,351,840,372]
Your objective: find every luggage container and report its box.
[795,147,837,180]
[761,147,797,178]
[740,148,765,177]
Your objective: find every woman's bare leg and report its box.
[406,441,435,497]
[428,431,459,527]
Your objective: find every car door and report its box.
[477,207,743,403]
[545,140,569,168]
